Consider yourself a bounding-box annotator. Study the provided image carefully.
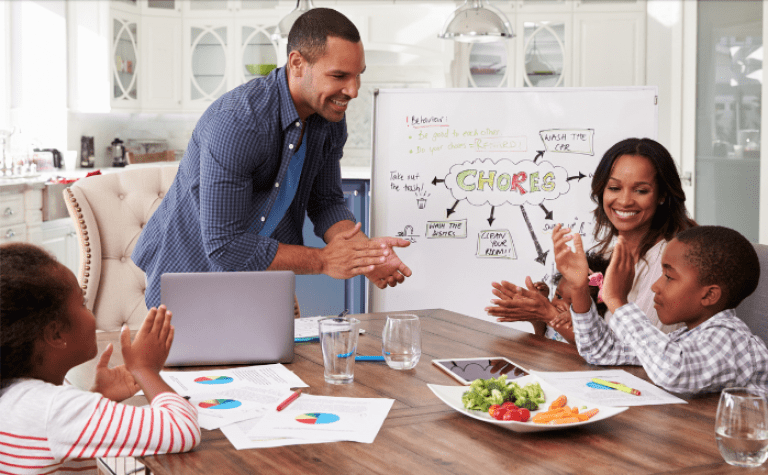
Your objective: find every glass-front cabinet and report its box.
[522,21,566,87]
[183,19,280,110]
[185,21,232,107]
[240,24,278,84]
[468,42,509,88]
[110,11,139,109]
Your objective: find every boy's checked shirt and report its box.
[571,302,768,394]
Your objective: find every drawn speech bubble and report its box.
[444,158,570,207]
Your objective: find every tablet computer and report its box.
[432,357,529,385]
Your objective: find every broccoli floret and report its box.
[517,399,539,411]
[462,376,543,413]
[461,388,486,411]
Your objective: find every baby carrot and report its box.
[581,408,600,419]
[549,395,567,410]
[549,416,580,425]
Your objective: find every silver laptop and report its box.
[161,271,295,366]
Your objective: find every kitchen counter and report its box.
[1,162,371,187]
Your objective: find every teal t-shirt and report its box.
[258,139,307,237]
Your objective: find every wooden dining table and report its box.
[70,308,767,475]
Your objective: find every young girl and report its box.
[0,242,200,475]
[487,138,695,335]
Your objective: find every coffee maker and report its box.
[80,136,95,168]
[111,138,127,167]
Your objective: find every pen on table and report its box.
[276,389,302,411]
[295,336,320,343]
[591,378,641,396]
[338,309,349,319]
[355,355,386,362]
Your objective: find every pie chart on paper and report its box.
[194,376,234,385]
[199,399,242,410]
[296,413,340,425]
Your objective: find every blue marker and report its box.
[295,336,319,343]
[355,355,386,362]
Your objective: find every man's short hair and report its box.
[675,225,760,309]
[287,8,361,64]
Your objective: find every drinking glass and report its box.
[715,387,768,467]
[319,317,360,384]
[381,314,421,370]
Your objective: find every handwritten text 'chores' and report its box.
[370,87,658,329]
[446,159,569,207]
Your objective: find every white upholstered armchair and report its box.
[63,164,179,331]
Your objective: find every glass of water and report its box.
[382,314,421,370]
[319,317,360,384]
[715,387,768,467]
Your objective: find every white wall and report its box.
[9,0,68,151]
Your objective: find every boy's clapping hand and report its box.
[601,236,636,314]
[552,224,593,314]
[552,224,590,287]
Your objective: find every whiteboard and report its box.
[369,87,658,333]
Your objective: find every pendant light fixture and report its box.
[272,0,315,41]
[437,0,514,43]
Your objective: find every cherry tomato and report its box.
[503,409,523,422]
[517,408,530,422]
[493,408,508,420]
[501,401,518,411]
[488,404,501,418]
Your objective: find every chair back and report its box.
[736,243,768,344]
[63,164,178,331]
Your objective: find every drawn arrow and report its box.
[432,177,445,186]
[567,172,587,182]
[534,150,545,163]
[539,203,553,220]
[519,205,549,265]
[447,200,459,218]
[487,206,496,226]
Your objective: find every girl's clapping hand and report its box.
[91,343,140,402]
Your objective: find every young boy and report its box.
[552,224,768,394]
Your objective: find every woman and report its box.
[486,138,696,338]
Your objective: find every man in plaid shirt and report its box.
[553,224,768,394]
[133,9,411,309]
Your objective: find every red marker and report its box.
[276,390,302,411]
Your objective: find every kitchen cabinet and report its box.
[295,179,370,317]
[110,10,140,109]
[182,17,279,110]
[41,218,80,276]
[572,11,645,87]
[141,15,183,111]
[455,0,645,88]
[182,1,279,16]
[0,184,43,247]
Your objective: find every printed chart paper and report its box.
[161,364,307,395]
[532,370,687,406]
[191,386,297,430]
[221,417,331,450]
[247,395,394,443]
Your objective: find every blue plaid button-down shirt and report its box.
[132,67,355,308]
